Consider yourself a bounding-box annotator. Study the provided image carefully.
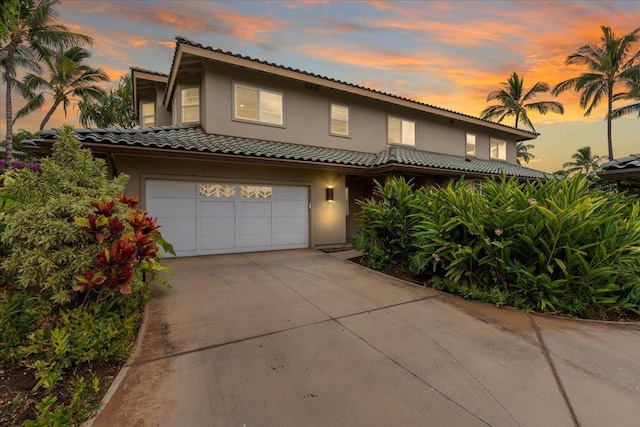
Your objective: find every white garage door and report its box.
[146,180,309,256]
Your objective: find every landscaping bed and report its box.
[0,127,172,426]
[353,176,640,321]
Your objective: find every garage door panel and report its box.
[201,235,235,251]
[149,181,197,198]
[275,186,307,200]
[241,217,272,235]
[151,198,197,217]
[241,233,272,248]
[274,200,307,217]
[240,201,272,217]
[200,201,235,217]
[200,217,236,235]
[156,217,196,237]
[274,216,306,232]
[274,232,307,246]
[167,236,197,253]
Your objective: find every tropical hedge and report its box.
[0,126,172,426]
[353,176,640,319]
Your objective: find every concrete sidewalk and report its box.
[89,249,640,426]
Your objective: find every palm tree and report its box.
[1,0,92,162]
[611,77,640,119]
[16,46,108,130]
[78,75,137,129]
[516,142,535,165]
[552,25,640,160]
[481,72,564,132]
[562,146,603,174]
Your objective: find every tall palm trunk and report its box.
[607,84,614,160]
[40,99,61,130]
[4,42,16,163]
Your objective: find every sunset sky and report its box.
[4,0,640,172]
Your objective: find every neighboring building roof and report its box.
[130,67,169,78]
[165,36,537,142]
[600,154,640,184]
[32,126,547,179]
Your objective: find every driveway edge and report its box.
[82,299,152,427]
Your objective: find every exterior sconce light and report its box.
[326,187,334,201]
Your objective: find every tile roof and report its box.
[373,146,547,178]
[34,126,547,179]
[170,36,537,139]
[601,154,640,172]
[130,67,169,78]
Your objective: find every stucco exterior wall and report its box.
[115,154,347,247]
[200,62,520,162]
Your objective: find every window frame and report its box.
[233,82,284,127]
[490,138,507,160]
[466,132,476,157]
[140,101,155,128]
[180,86,200,124]
[387,115,416,146]
[329,102,350,137]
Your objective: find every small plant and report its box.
[353,177,426,270]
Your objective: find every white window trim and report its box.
[490,138,507,160]
[140,101,155,128]
[387,115,416,146]
[330,102,350,138]
[180,86,200,124]
[466,132,476,157]
[233,82,285,127]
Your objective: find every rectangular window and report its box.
[490,138,507,160]
[234,83,283,125]
[466,133,476,156]
[181,87,200,123]
[330,103,349,136]
[388,116,415,145]
[141,102,155,127]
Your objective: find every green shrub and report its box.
[357,175,640,318]
[21,288,148,391]
[1,126,128,305]
[353,177,426,269]
[0,125,171,424]
[1,125,172,306]
[0,291,51,366]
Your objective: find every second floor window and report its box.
[388,116,415,146]
[181,87,200,123]
[330,103,349,136]
[466,133,476,156]
[234,83,283,125]
[141,102,155,127]
[490,138,506,160]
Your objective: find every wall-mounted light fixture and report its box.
[326,187,334,201]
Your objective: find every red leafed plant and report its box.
[74,194,174,299]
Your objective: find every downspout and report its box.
[109,152,119,177]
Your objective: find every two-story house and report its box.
[33,36,546,257]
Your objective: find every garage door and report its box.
[146,180,309,256]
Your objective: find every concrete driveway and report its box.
[90,249,640,426]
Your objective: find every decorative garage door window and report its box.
[199,183,236,198]
[241,185,272,199]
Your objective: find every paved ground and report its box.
[88,249,640,427]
